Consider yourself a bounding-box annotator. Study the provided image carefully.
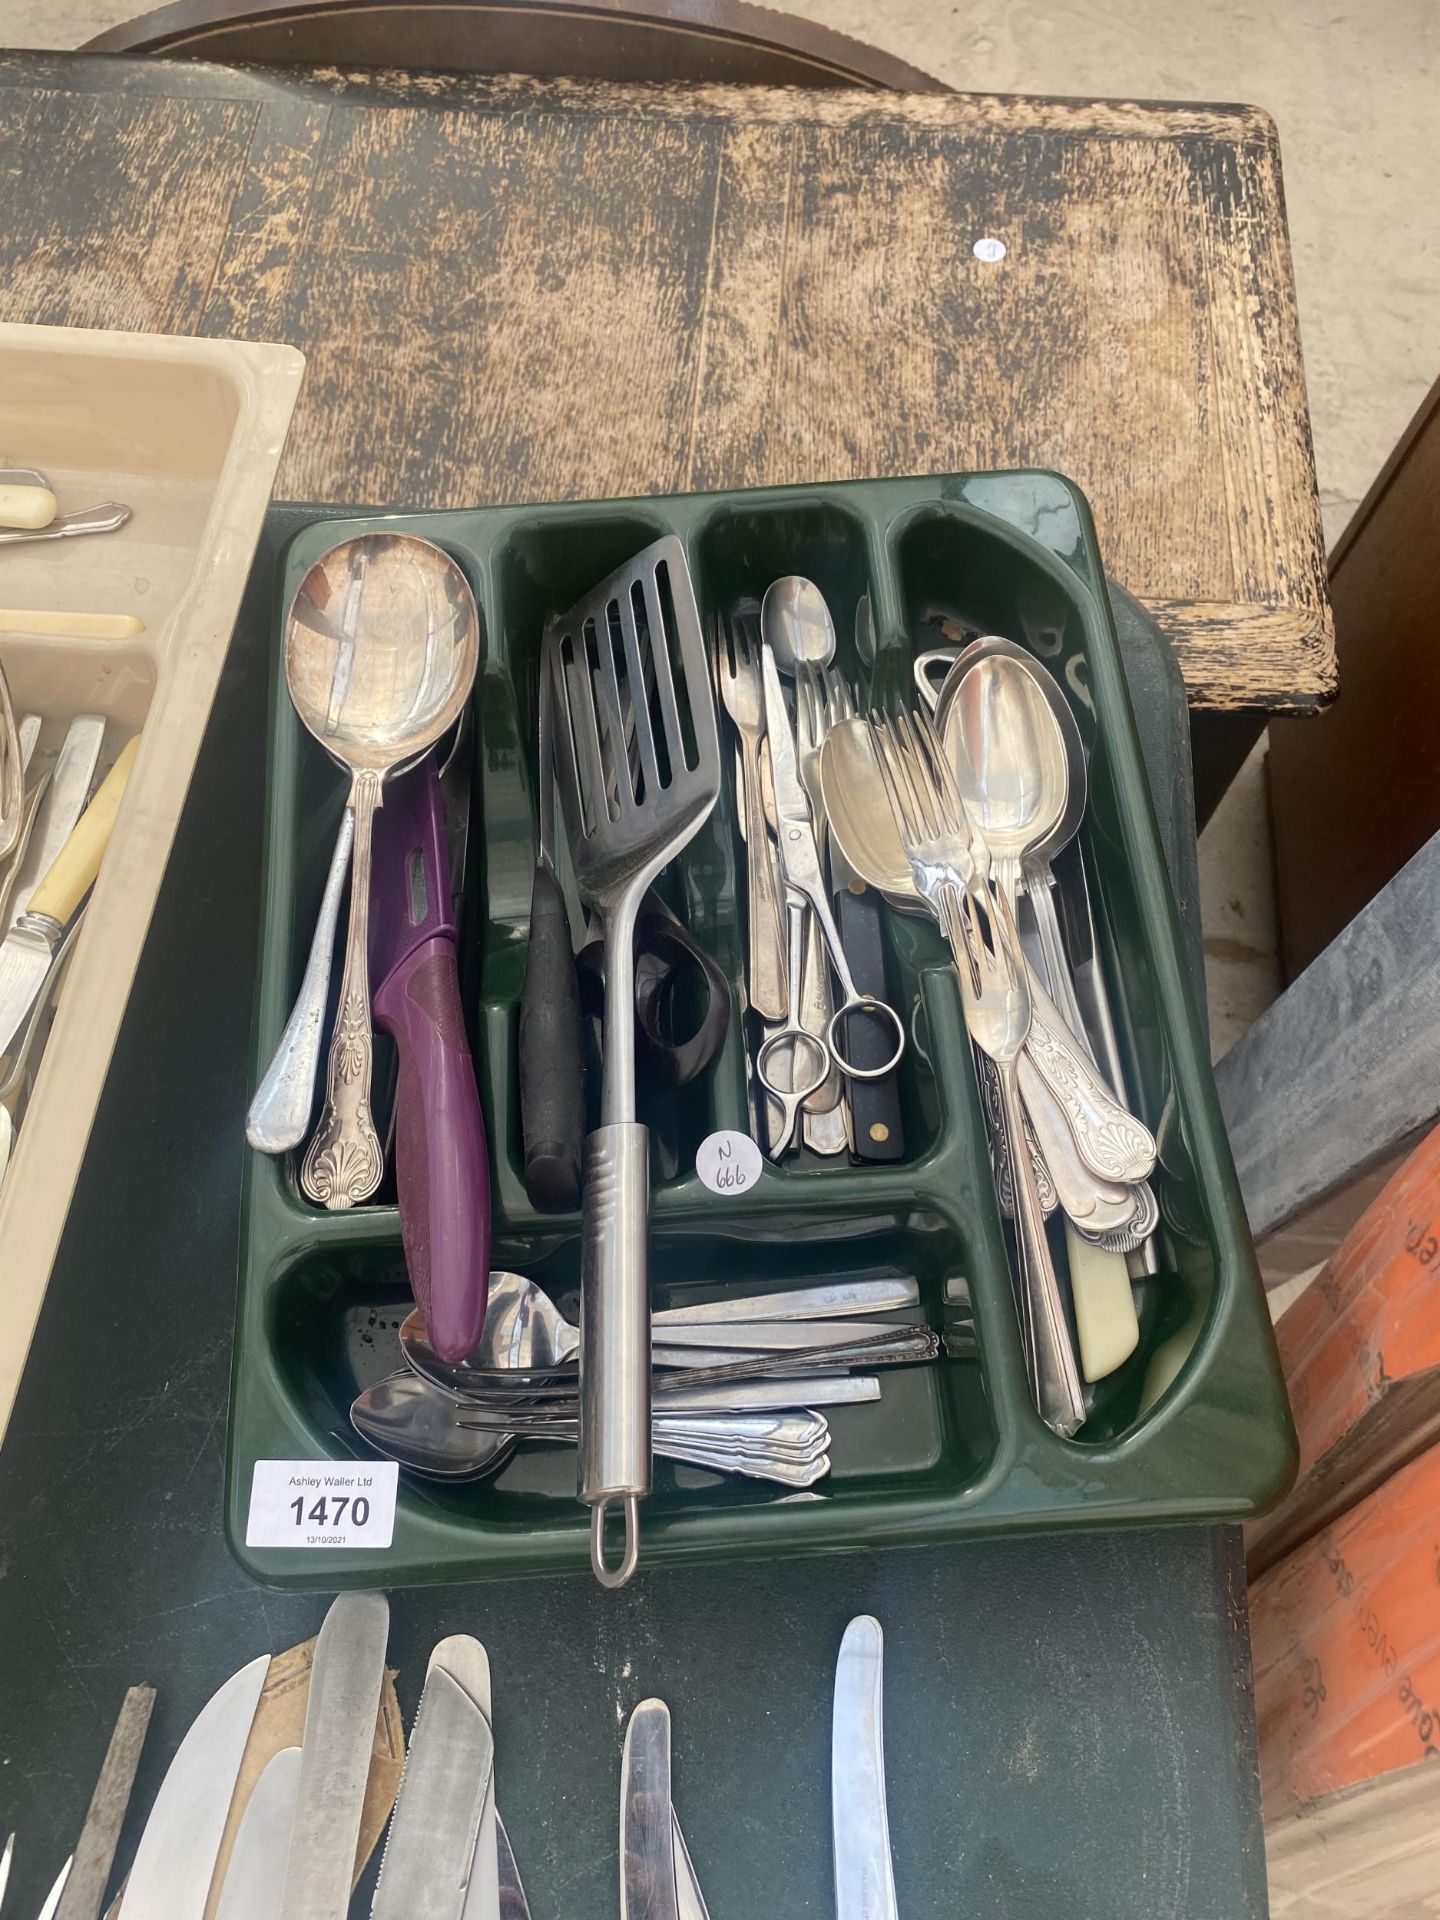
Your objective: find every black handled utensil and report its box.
[519,666,586,1212]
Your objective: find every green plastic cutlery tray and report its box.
[231,471,1296,1589]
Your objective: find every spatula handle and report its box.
[579,1120,651,1587]
[519,862,583,1211]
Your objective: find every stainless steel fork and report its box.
[871,710,1086,1436]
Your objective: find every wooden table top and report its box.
[0,52,1332,712]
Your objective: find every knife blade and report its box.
[214,1748,301,1920]
[0,734,137,1056]
[1,714,104,936]
[671,1820,710,1920]
[493,1817,529,1920]
[369,758,491,1365]
[36,1859,71,1920]
[620,1700,679,1920]
[371,1665,493,1919]
[54,1683,155,1920]
[832,1616,897,1920]
[424,1636,499,1920]
[280,1593,390,1920]
[121,1654,270,1920]
[0,1832,13,1912]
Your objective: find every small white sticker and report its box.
[695,1130,764,1197]
[246,1460,398,1549]
[972,235,1007,262]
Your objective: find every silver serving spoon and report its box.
[351,1372,832,1487]
[285,534,478,1207]
[934,638,1086,855]
[247,707,470,1155]
[942,647,1071,897]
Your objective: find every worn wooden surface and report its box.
[1215,824,1440,1253]
[0,52,1331,711]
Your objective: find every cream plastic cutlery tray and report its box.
[0,323,303,1440]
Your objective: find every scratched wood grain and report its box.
[0,55,1332,710]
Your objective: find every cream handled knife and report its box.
[2,712,104,935]
[0,734,137,1057]
[832,1616,898,1920]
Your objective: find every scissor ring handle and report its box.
[826,996,906,1080]
[756,1023,830,1106]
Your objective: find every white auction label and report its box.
[695,1129,764,1197]
[246,1460,398,1549]
[972,235,1007,262]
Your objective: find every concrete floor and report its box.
[3,0,1437,1057]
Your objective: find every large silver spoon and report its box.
[286,535,478,1208]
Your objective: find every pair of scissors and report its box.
[757,645,905,1154]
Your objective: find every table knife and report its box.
[121,1654,270,1920]
[36,1859,71,1920]
[280,1593,390,1920]
[494,1817,529,1920]
[371,1659,493,1919]
[0,734,137,1057]
[0,1831,12,1912]
[54,1682,155,1920]
[832,1616,898,1920]
[214,1748,301,1920]
[671,1819,710,1920]
[437,1637,500,1920]
[620,1700,680,1920]
[1,713,104,936]
[369,758,491,1365]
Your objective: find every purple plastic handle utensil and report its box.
[370,758,491,1362]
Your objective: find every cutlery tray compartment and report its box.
[233,470,1295,1588]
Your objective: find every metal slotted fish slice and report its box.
[544,536,721,1589]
